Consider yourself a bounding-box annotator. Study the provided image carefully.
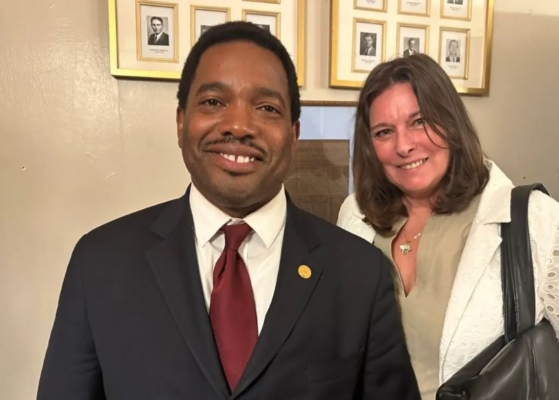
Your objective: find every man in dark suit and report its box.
[148,16,169,46]
[403,38,418,57]
[37,21,420,400]
[445,39,461,62]
[360,33,376,56]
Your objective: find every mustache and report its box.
[202,136,267,157]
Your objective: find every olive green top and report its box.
[373,195,481,399]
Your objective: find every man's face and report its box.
[151,19,163,34]
[176,41,299,216]
[449,40,459,56]
[409,40,416,51]
[366,36,373,48]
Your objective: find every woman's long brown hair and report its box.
[352,54,489,235]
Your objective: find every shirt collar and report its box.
[189,183,287,249]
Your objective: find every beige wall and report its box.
[1,0,558,398]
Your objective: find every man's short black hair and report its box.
[150,16,163,25]
[176,21,301,123]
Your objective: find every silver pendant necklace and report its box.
[399,229,422,255]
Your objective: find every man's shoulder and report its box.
[294,206,381,258]
[79,197,181,248]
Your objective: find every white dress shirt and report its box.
[189,183,287,334]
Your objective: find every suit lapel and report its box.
[146,193,229,399]
[232,201,322,398]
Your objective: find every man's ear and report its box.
[176,107,184,148]
[291,120,300,152]
[293,120,300,141]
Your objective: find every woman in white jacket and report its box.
[336,54,559,399]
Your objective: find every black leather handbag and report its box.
[436,184,559,400]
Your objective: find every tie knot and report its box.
[221,223,252,251]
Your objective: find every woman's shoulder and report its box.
[337,194,377,242]
[527,188,559,242]
[338,193,360,215]
[337,193,362,225]
[479,162,558,226]
[527,188,559,337]
[528,188,559,215]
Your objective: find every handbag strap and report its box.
[501,183,549,343]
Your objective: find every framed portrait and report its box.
[243,10,281,37]
[397,23,429,57]
[136,1,178,63]
[398,0,430,17]
[109,0,305,87]
[441,0,471,20]
[352,19,386,73]
[330,0,494,96]
[354,0,387,12]
[190,6,230,45]
[439,28,470,79]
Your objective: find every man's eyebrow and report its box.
[195,82,228,96]
[254,86,286,108]
[194,83,286,106]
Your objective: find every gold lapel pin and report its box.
[298,265,312,279]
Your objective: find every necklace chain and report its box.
[399,227,422,255]
[403,227,422,241]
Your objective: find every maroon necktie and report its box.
[209,223,258,391]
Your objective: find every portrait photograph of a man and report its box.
[359,32,377,56]
[353,20,385,72]
[147,16,169,46]
[445,39,460,62]
[398,24,428,59]
[403,37,420,57]
[136,1,178,62]
[440,28,469,79]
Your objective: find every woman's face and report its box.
[368,83,450,200]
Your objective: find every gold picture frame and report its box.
[135,1,179,64]
[397,0,431,17]
[189,6,231,47]
[242,9,282,38]
[354,0,387,13]
[441,0,472,21]
[396,23,430,57]
[439,27,471,80]
[351,18,387,73]
[329,0,494,96]
[109,0,305,87]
